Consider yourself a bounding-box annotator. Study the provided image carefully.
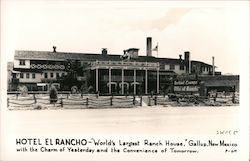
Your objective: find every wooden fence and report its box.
[7,94,142,109]
[7,92,239,110]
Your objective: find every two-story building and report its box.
[9,37,225,94]
[10,48,217,95]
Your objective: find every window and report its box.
[32,73,36,79]
[44,73,48,78]
[180,65,185,70]
[19,60,25,65]
[26,73,30,79]
[56,73,60,78]
[20,73,24,78]
[50,73,54,78]
[170,64,175,70]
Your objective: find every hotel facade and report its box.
[9,37,238,95]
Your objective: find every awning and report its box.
[12,71,21,73]
[119,82,129,88]
[37,83,48,86]
[107,82,117,87]
[131,82,140,85]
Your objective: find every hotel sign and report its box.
[174,80,199,92]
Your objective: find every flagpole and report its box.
[157,42,158,58]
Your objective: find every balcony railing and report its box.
[102,75,144,82]
[30,64,65,70]
[77,76,87,81]
[91,60,159,70]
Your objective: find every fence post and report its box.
[232,93,235,104]
[16,92,18,100]
[60,97,63,107]
[154,96,157,105]
[133,95,136,105]
[7,98,9,107]
[140,96,142,106]
[148,96,151,106]
[110,97,113,106]
[33,94,37,104]
[96,91,99,99]
[86,98,89,108]
[67,93,69,99]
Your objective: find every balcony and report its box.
[91,61,159,70]
[102,75,144,82]
[30,64,65,70]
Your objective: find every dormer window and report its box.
[20,60,25,65]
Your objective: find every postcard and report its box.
[0,0,249,161]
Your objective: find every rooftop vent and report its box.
[102,48,107,55]
[53,46,56,52]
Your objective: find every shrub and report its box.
[18,85,28,96]
[34,104,42,110]
[49,86,58,104]
[71,86,78,94]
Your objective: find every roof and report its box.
[15,50,121,61]
[15,50,184,64]
[14,50,212,66]
[191,60,213,67]
[204,79,239,87]
[201,75,239,87]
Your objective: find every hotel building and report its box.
[9,37,235,95]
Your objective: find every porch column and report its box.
[109,68,111,94]
[134,69,136,95]
[145,69,148,94]
[157,67,160,94]
[121,68,124,94]
[96,68,99,92]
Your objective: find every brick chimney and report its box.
[146,37,152,56]
[101,48,107,55]
[184,51,190,73]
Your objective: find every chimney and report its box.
[53,46,56,52]
[101,48,107,55]
[184,51,190,73]
[146,37,152,56]
[212,56,215,76]
[179,55,182,60]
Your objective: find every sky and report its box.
[1,0,249,74]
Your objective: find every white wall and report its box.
[17,71,67,83]
[41,70,67,79]
[14,59,30,69]
[164,64,186,75]
[18,73,42,83]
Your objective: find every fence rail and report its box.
[7,92,239,110]
[7,94,140,110]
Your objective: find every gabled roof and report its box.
[14,50,183,64]
[191,60,213,67]
[14,50,213,66]
[14,50,121,61]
